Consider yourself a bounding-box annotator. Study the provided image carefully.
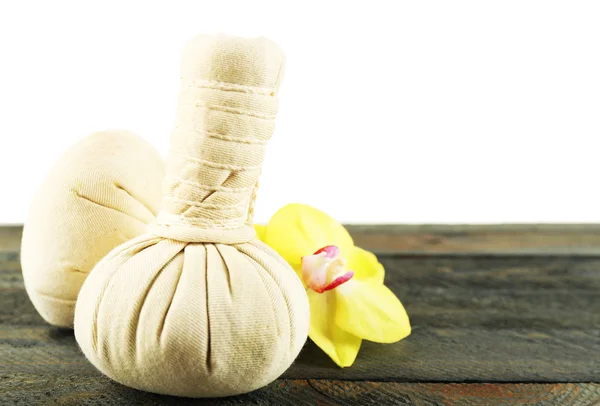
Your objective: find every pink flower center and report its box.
[301,245,354,293]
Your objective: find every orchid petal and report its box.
[347,246,385,284]
[335,280,411,343]
[265,204,354,269]
[307,289,362,367]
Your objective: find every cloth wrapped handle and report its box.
[149,34,285,244]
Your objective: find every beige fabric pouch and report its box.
[74,34,310,398]
[21,130,164,328]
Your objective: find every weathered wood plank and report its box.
[1,376,599,406]
[0,255,600,329]
[386,255,600,329]
[7,224,600,255]
[2,255,600,382]
[5,255,600,329]
[305,381,600,406]
[3,225,600,403]
[0,226,21,253]
[347,224,600,255]
[2,325,599,383]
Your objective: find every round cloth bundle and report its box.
[21,130,164,328]
[74,34,310,398]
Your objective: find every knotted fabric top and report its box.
[149,35,286,244]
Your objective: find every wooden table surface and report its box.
[2,225,600,405]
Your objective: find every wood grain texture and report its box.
[1,377,599,406]
[3,252,600,382]
[347,224,600,255]
[0,226,21,253]
[3,225,600,405]
[7,224,600,255]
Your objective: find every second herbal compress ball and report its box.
[21,130,164,327]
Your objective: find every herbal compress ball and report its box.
[74,35,310,398]
[21,130,165,327]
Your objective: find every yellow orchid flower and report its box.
[255,203,411,367]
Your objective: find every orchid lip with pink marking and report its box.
[301,245,354,293]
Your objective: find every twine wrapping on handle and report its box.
[149,36,285,244]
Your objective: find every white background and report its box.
[1,1,599,224]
